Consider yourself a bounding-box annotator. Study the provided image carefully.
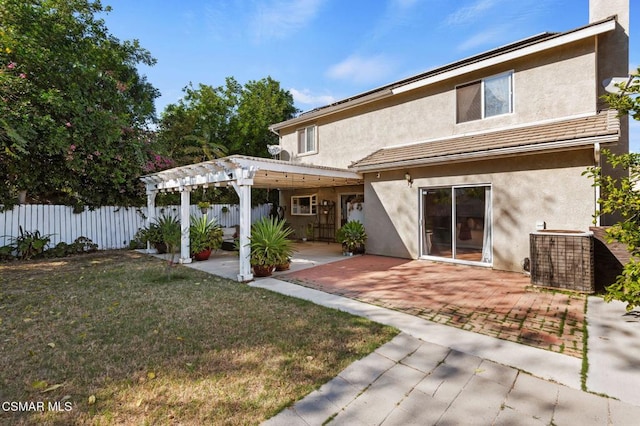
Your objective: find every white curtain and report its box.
[481,187,492,263]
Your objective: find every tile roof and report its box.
[350,110,620,171]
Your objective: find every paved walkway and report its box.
[252,279,640,426]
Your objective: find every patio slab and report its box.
[180,241,347,281]
[280,254,586,358]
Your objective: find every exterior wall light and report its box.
[405,172,413,187]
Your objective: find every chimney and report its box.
[591,0,630,227]
[590,0,629,35]
[590,0,629,95]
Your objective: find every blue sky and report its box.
[101,0,638,150]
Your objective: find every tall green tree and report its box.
[0,0,160,208]
[157,76,298,166]
[586,68,640,310]
[156,76,298,205]
[156,79,240,166]
[231,76,298,158]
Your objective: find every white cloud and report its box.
[326,54,396,85]
[289,88,337,107]
[445,0,501,26]
[252,0,325,41]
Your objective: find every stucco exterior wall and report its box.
[279,185,363,239]
[278,40,597,170]
[364,149,596,272]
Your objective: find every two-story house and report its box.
[268,0,629,274]
[142,0,629,281]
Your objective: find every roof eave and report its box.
[351,134,619,173]
[391,18,616,95]
[270,17,616,131]
[269,89,393,131]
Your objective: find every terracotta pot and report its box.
[193,248,212,261]
[275,262,290,271]
[253,264,275,277]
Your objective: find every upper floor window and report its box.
[297,125,317,154]
[456,72,513,123]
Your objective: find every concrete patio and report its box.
[184,241,347,281]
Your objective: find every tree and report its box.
[156,79,240,166]
[156,76,298,205]
[231,76,298,158]
[0,0,160,209]
[157,76,298,165]
[585,68,640,310]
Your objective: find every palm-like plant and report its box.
[249,217,295,276]
[190,214,223,259]
[156,214,181,258]
[336,220,367,254]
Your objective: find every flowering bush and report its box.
[0,0,161,208]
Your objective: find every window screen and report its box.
[456,81,482,123]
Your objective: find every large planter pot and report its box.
[193,248,212,261]
[154,242,167,254]
[253,264,275,277]
[275,261,290,271]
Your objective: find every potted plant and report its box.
[336,220,367,256]
[137,214,179,254]
[305,222,314,242]
[190,214,223,261]
[249,217,295,277]
[197,201,211,214]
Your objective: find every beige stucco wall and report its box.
[364,149,597,272]
[278,39,598,170]
[279,185,363,239]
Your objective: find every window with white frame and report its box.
[456,72,513,123]
[297,125,317,154]
[291,194,317,215]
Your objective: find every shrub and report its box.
[11,226,52,260]
[585,149,640,311]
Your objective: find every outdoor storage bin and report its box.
[529,231,595,293]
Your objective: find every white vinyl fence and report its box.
[0,203,272,250]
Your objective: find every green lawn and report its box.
[0,251,398,425]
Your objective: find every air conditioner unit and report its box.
[529,231,594,293]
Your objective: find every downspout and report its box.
[594,142,601,226]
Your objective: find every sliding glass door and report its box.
[421,185,492,265]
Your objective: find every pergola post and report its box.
[179,187,192,264]
[146,189,157,253]
[231,167,254,282]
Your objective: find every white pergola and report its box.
[140,155,363,282]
